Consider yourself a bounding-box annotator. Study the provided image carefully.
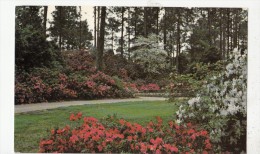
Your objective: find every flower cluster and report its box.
[39,113,212,153]
[139,83,161,92]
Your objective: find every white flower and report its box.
[188,97,200,107]
[176,119,181,124]
[220,109,228,116]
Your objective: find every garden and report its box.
[15,6,247,153]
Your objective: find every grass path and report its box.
[15,100,179,153]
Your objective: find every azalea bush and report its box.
[139,83,161,92]
[15,71,133,104]
[175,49,247,152]
[39,113,212,153]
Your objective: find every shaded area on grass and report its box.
[15,100,179,153]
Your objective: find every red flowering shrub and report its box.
[139,83,161,92]
[15,75,52,104]
[123,82,139,93]
[15,71,133,104]
[39,113,212,153]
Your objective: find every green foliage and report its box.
[49,6,92,50]
[15,6,61,70]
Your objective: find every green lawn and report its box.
[15,100,179,153]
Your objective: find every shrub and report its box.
[15,71,134,104]
[175,49,247,152]
[139,83,161,92]
[39,113,212,153]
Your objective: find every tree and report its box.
[94,6,97,48]
[49,6,92,50]
[96,7,106,71]
[106,12,120,51]
[131,34,167,77]
[43,6,48,38]
[15,6,60,70]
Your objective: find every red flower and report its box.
[119,119,125,125]
[170,146,178,153]
[150,137,163,145]
[51,129,55,135]
[200,130,208,136]
[155,149,161,154]
[57,129,65,134]
[77,112,82,119]
[92,135,100,142]
[191,134,196,140]
[97,145,103,152]
[205,139,212,149]
[127,136,133,142]
[70,113,77,121]
[70,135,78,143]
[140,143,147,153]
[187,129,195,135]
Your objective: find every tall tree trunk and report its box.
[111,30,114,51]
[79,6,82,49]
[144,7,148,37]
[156,7,159,36]
[128,8,131,60]
[94,6,96,48]
[43,6,48,39]
[219,9,223,59]
[227,8,230,57]
[176,9,181,74]
[96,7,106,71]
[134,7,137,38]
[120,7,125,57]
[97,7,100,42]
[59,6,62,51]
[233,9,238,48]
[163,8,167,50]
[207,8,212,46]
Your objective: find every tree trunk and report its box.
[227,8,230,57]
[233,9,238,48]
[59,6,62,51]
[97,7,100,41]
[111,30,114,51]
[219,9,223,59]
[120,7,125,57]
[176,9,181,74]
[144,7,148,37]
[94,6,96,48]
[96,7,106,71]
[207,8,212,46]
[43,6,48,39]
[79,6,82,49]
[128,8,131,60]
[163,8,167,50]
[156,7,159,36]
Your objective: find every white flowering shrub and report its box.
[175,49,247,152]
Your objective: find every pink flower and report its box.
[70,135,78,143]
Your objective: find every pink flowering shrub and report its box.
[139,83,161,92]
[123,82,139,93]
[15,71,133,104]
[39,113,212,153]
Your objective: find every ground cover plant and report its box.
[15,100,177,153]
